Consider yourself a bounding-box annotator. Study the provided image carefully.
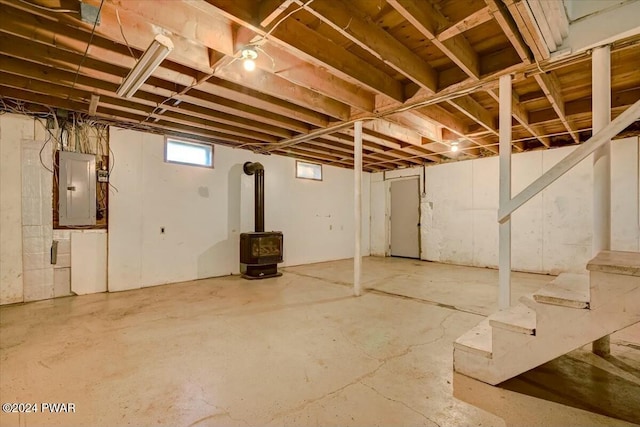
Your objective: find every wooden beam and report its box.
[274,146,353,165]
[3,0,215,73]
[486,89,550,147]
[363,119,421,146]
[0,6,196,86]
[0,74,282,146]
[503,0,548,61]
[437,6,493,41]
[485,0,531,63]
[534,71,580,142]
[386,111,441,141]
[0,36,313,133]
[401,146,442,163]
[301,0,438,93]
[258,0,294,27]
[247,40,375,112]
[83,0,235,60]
[3,6,319,132]
[0,85,276,146]
[205,0,404,102]
[92,0,376,113]
[215,60,348,121]
[0,69,286,143]
[528,88,640,126]
[447,96,498,135]
[387,0,480,79]
[414,105,498,153]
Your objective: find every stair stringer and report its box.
[454,275,640,385]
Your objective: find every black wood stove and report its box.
[239,162,283,279]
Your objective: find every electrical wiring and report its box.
[38,132,54,173]
[2,103,112,227]
[262,0,315,42]
[70,0,105,91]
[108,146,118,193]
[115,8,137,60]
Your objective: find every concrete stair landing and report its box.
[453,251,640,385]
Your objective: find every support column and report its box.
[354,121,363,297]
[592,45,611,356]
[499,74,512,310]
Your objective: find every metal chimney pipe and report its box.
[243,162,265,232]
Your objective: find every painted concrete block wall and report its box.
[370,137,640,274]
[0,114,28,304]
[541,147,593,273]
[0,115,49,304]
[21,140,54,301]
[71,231,107,295]
[109,127,370,291]
[424,161,475,264]
[52,230,73,298]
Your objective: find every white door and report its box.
[390,178,420,258]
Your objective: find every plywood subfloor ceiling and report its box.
[1,0,639,172]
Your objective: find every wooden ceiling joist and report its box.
[534,71,580,143]
[486,88,550,147]
[0,0,637,172]
[214,61,348,122]
[387,0,480,80]
[302,0,438,94]
[485,0,531,63]
[414,105,497,154]
[437,6,493,42]
[247,41,376,112]
[447,96,498,136]
[205,0,405,102]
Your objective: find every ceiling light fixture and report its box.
[451,141,459,152]
[116,34,173,98]
[241,46,258,72]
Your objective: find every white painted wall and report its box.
[108,127,370,291]
[370,137,640,274]
[0,114,30,304]
[0,114,51,305]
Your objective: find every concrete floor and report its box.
[1,257,638,427]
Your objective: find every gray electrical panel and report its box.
[59,151,96,226]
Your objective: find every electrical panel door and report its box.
[59,151,96,226]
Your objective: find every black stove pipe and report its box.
[243,162,264,232]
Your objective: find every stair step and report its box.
[587,250,640,277]
[489,304,536,335]
[453,319,492,359]
[533,273,590,309]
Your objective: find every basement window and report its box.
[165,138,213,168]
[296,160,322,181]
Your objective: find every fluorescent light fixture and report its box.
[116,34,173,98]
[451,141,459,152]
[241,47,258,72]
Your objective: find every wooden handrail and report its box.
[498,99,640,223]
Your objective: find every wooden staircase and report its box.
[453,250,640,385]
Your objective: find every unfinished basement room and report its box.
[1,0,639,426]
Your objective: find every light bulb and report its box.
[451,144,459,152]
[243,58,256,72]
